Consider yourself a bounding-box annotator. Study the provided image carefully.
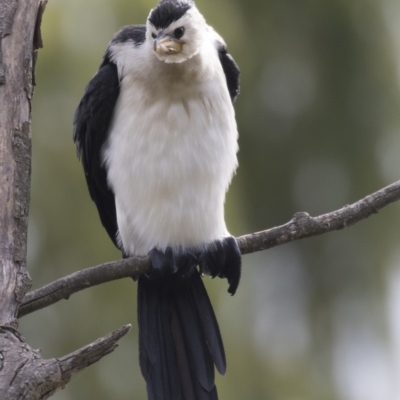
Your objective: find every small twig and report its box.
[33,0,48,50]
[19,180,400,318]
[58,324,132,379]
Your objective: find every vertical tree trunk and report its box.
[0,0,34,329]
[0,2,130,398]
[0,1,51,397]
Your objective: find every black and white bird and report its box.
[73,0,241,399]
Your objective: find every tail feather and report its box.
[158,297,181,397]
[191,272,226,375]
[138,270,224,400]
[171,305,197,400]
[173,284,214,393]
[139,279,181,400]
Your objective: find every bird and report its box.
[73,0,241,399]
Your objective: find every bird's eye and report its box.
[152,33,157,39]
[174,27,185,39]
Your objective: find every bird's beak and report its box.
[154,33,184,55]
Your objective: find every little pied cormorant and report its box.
[73,0,241,399]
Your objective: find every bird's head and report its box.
[146,0,206,64]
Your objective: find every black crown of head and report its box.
[149,0,194,29]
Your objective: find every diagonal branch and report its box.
[237,179,400,254]
[18,180,400,318]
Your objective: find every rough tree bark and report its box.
[0,1,130,399]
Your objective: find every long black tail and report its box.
[138,270,226,400]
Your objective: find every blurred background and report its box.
[20,0,400,399]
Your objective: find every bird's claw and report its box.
[148,237,241,294]
[199,236,242,295]
[148,247,198,280]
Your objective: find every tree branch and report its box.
[236,179,400,254]
[20,256,150,318]
[19,179,400,318]
[0,324,131,400]
[58,324,131,382]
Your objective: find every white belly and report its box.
[104,75,238,256]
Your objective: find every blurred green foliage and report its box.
[20,0,400,399]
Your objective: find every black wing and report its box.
[73,25,146,249]
[73,54,120,248]
[217,42,240,103]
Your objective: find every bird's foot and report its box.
[199,236,242,295]
[148,247,198,280]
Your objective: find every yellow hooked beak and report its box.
[154,36,184,55]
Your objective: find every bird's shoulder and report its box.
[111,24,147,47]
[208,28,240,103]
[73,54,119,161]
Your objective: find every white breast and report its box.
[104,39,238,256]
